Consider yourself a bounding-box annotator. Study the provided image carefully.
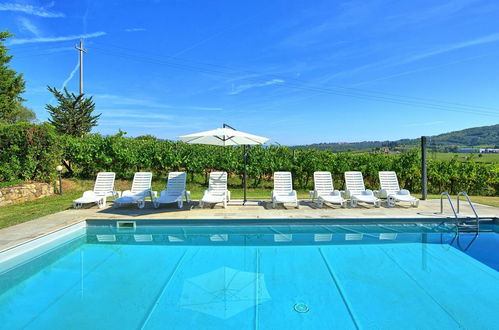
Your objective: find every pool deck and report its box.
[0,199,497,252]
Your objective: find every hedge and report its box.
[0,124,497,196]
[0,123,62,182]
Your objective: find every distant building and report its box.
[459,148,499,153]
[459,148,483,153]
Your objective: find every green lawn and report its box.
[430,152,499,163]
[0,179,497,230]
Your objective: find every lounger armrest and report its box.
[271,190,275,200]
[332,190,341,196]
[158,190,167,198]
[364,189,374,196]
[113,190,121,198]
[185,191,191,202]
[121,190,133,196]
[344,190,352,198]
[292,190,297,197]
[399,189,410,195]
[81,190,98,198]
[377,189,388,198]
[202,190,209,199]
[310,190,317,201]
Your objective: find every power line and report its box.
[91,41,499,114]
[89,45,499,117]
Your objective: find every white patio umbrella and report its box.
[177,124,269,204]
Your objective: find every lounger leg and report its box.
[350,199,357,208]
[272,199,276,209]
[138,199,145,209]
[295,201,299,209]
[178,200,183,209]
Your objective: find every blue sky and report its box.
[1,0,498,145]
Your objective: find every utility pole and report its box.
[75,39,87,95]
[421,136,428,200]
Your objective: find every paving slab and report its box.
[0,199,497,252]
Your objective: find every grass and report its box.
[430,152,499,163]
[424,194,499,208]
[0,179,23,188]
[0,179,497,230]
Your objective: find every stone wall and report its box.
[0,182,54,207]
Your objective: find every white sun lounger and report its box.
[73,172,118,208]
[313,171,346,208]
[114,172,154,209]
[344,171,380,207]
[272,171,298,208]
[153,172,190,208]
[200,172,230,208]
[378,171,419,207]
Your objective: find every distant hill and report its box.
[294,124,499,152]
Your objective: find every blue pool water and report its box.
[1,221,499,329]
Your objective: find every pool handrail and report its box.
[440,192,457,219]
[457,191,480,230]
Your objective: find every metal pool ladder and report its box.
[440,191,480,251]
[440,191,480,230]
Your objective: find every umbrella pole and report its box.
[243,145,247,205]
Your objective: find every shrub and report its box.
[0,123,62,182]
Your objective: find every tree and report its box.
[46,86,101,137]
[0,30,26,123]
[12,103,37,123]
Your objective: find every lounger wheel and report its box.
[73,202,82,209]
[137,200,145,209]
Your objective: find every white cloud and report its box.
[18,17,42,37]
[0,3,64,18]
[124,28,146,32]
[102,111,174,121]
[229,79,284,95]
[8,31,106,45]
[61,60,80,90]
[399,32,499,65]
[94,94,224,111]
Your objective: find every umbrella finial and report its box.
[223,123,236,130]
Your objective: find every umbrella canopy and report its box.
[179,266,271,319]
[177,125,269,204]
[177,127,269,146]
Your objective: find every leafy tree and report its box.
[0,30,26,123]
[46,86,101,137]
[12,103,37,123]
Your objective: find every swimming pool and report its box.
[1,220,498,329]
